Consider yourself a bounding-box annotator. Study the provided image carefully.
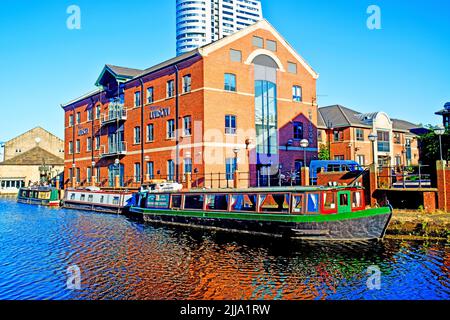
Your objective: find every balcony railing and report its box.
[101,106,127,126]
[100,141,127,158]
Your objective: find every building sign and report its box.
[78,128,89,136]
[149,107,170,120]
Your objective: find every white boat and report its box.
[63,189,135,214]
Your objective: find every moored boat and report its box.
[129,186,392,241]
[63,187,134,214]
[17,187,62,207]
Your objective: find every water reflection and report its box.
[0,199,448,300]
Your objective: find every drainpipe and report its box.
[174,64,180,183]
[139,78,145,184]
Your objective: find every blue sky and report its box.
[0,0,449,141]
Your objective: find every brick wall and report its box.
[436,161,450,212]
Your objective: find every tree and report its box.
[318,144,330,160]
[418,125,449,165]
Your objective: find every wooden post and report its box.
[115,175,120,189]
[300,167,310,186]
[233,171,239,189]
[72,177,77,188]
[185,172,192,190]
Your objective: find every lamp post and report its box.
[144,155,150,182]
[114,158,120,189]
[91,161,96,185]
[300,139,309,168]
[233,148,240,171]
[368,132,378,165]
[434,126,445,161]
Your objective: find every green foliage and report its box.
[318,144,330,160]
[418,125,450,165]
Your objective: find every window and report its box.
[134,91,141,107]
[356,129,364,141]
[76,140,80,153]
[206,195,229,211]
[293,122,304,140]
[288,62,297,74]
[146,124,154,142]
[96,167,101,181]
[147,161,154,180]
[318,130,323,142]
[87,109,93,121]
[292,194,304,214]
[95,136,100,150]
[80,194,86,202]
[167,80,175,98]
[292,86,302,102]
[224,73,236,92]
[231,194,257,212]
[334,155,345,161]
[230,49,242,62]
[86,137,92,152]
[352,191,363,208]
[167,160,175,181]
[323,192,337,212]
[334,131,343,142]
[96,105,101,119]
[171,195,183,209]
[146,87,154,104]
[260,194,290,213]
[394,132,401,144]
[183,116,192,136]
[185,195,205,210]
[306,193,319,213]
[69,115,74,127]
[76,168,80,183]
[184,158,192,174]
[182,75,191,93]
[377,131,390,152]
[88,195,94,203]
[252,36,264,48]
[226,157,237,180]
[134,126,141,144]
[134,163,141,182]
[167,119,175,139]
[76,112,81,124]
[146,194,170,209]
[357,155,366,166]
[266,40,277,52]
[340,193,349,207]
[68,141,73,154]
[87,167,92,183]
[225,115,236,135]
[69,168,73,180]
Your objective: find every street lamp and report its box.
[300,139,309,168]
[434,125,445,161]
[368,132,378,165]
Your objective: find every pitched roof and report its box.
[392,118,420,132]
[105,64,143,78]
[0,147,64,166]
[4,127,63,145]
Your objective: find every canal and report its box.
[0,198,448,300]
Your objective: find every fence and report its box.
[377,165,435,189]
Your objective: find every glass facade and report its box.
[255,80,278,158]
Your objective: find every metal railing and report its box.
[101,108,127,126]
[377,165,434,189]
[100,141,127,158]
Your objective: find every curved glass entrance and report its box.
[108,163,124,187]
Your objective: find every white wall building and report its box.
[176,0,263,55]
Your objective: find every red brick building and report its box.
[62,20,319,189]
[317,105,420,167]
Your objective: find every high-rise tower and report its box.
[176,0,263,55]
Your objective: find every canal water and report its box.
[0,198,448,300]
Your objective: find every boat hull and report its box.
[63,202,128,214]
[130,208,392,241]
[17,198,60,207]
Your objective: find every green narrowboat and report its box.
[129,185,392,241]
[17,187,62,207]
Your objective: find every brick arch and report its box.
[245,49,286,72]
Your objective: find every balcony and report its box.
[101,103,127,127]
[100,142,127,158]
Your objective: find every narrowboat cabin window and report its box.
[306,193,320,213]
[206,194,229,211]
[292,194,304,214]
[88,195,94,203]
[340,193,349,207]
[323,192,337,213]
[80,194,86,202]
[352,191,363,209]
[146,194,170,209]
[112,196,120,206]
[184,195,205,210]
[171,195,183,209]
[70,193,75,201]
[259,194,290,213]
[231,194,257,212]
[100,196,104,203]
